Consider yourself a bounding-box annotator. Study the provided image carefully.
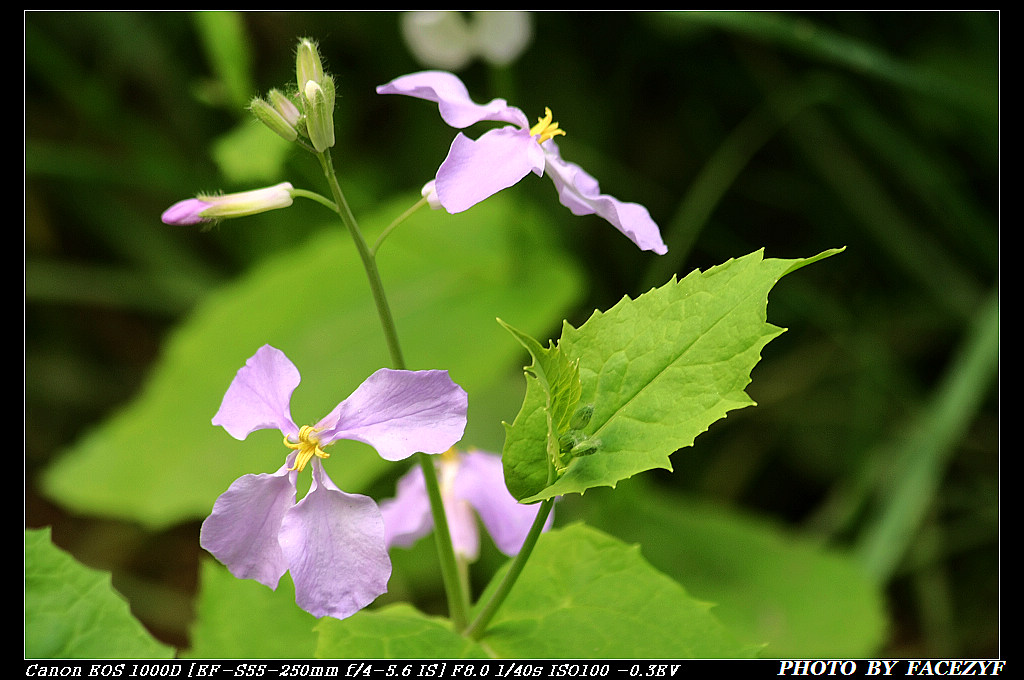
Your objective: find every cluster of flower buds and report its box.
[249,38,336,153]
[555,403,601,473]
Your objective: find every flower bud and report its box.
[250,94,299,142]
[161,182,295,226]
[569,438,601,457]
[268,89,301,126]
[569,404,594,430]
[303,78,336,152]
[296,38,325,92]
[421,180,443,210]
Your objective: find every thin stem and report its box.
[417,453,471,630]
[371,196,428,257]
[289,187,337,213]
[464,497,555,640]
[316,150,405,370]
[314,148,470,630]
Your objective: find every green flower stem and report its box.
[316,150,405,370]
[464,496,555,640]
[314,149,471,631]
[289,187,337,213]
[417,452,471,630]
[371,196,428,257]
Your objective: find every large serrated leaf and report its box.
[506,248,843,502]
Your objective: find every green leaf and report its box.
[507,248,843,502]
[498,319,582,498]
[315,604,488,659]
[571,479,888,658]
[212,121,294,185]
[477,524,755,658]
[184,558,318,659]
[41,192,583,528]
[25,528,175,659]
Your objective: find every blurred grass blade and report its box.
[667,11,994,122]
[191,11,254,110]
[856,288,999,582]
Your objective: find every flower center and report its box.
[284,425,330,472]
[530,107,566,144]
[438,447,460,496]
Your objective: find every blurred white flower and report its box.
[401,11,533,70]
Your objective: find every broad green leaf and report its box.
[25,527,175,659]
[184,558,318,659]
[212,120,294,185]
[569,480,888,658]
[316,604,488,659]
[506,248,843,502]
[41,193,583,528]
[478,523,755,658]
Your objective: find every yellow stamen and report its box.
[284,425,330,472]
[530,107,566,144]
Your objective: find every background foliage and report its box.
[25,11,999,658]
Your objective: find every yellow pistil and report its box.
[530,107,566,144]
[284,425,330,472]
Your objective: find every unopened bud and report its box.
[296,38,325,92]
[570,438,602,457]
[250,95,298,142]
[569,404,594,430]
[421,180,443,210]
[161,182,294,226]
[268,89,301,126]
[303,78,336,152]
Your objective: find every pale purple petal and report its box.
[445,495,480,561]
[380,460,481,559]
[454,450,552,556]
[542,141,668,255]
[278,460,391,619]
[162,198,210,226]
[376,70,528,129]
[379,465,433,549]
[315,369,468,461]
[435,128,544,213]
[212,345,300,440]
[199,461,297,588]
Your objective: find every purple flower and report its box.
[161,182,294,226]
[200,344,468,619]
[380,448,552,561]
[376,71,667,255]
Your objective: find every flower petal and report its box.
[379,464,433,549]
[542,142,668,255]
[435,128,544,213]
[315,369,468,461]
[376,70,528,129]
[199,462,297,589]
[162,198,210,226]
[278,461,391,619]
[212,345,300,440]
[454,450,552,556]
